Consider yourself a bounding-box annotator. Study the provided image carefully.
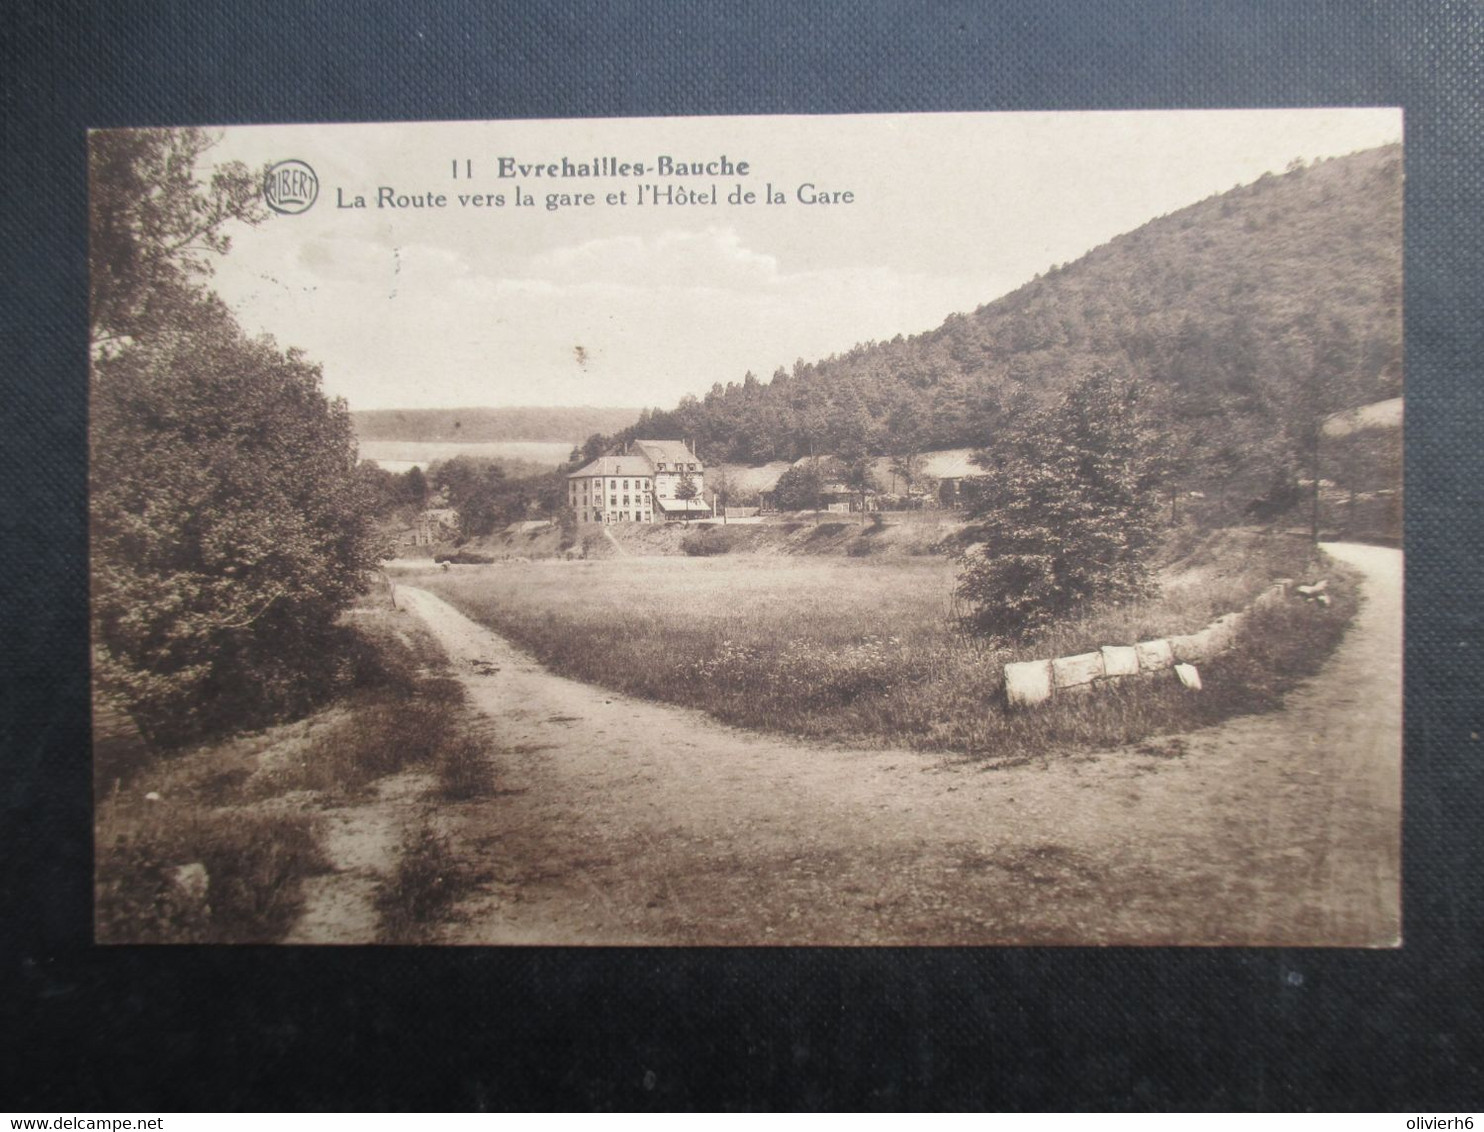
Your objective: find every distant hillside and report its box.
[600,145,1402,505]
[353,405,642,443]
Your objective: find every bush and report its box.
[681,532,728,556]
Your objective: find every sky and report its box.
[202,110,1402,413]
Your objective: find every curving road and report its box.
[398,542,1401,946]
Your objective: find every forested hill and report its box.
[352,405,642,443]
[605,144,1402,485]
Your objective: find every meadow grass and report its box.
[420,527,1356,759]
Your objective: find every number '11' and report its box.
[452,159,473,178]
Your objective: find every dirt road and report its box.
[396,542,1400,945]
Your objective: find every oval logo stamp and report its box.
[263,159,319,214]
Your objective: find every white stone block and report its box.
[1052,651,1105,689]
[1004,660,1053,708]
[1100,645,1140,678]
[1204,620,1235,652]
[1135,638,1175,671]
[1175,663,1202,691]
[1170,630,1214,663]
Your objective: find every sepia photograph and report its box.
[89,110,1403,946]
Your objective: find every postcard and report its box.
[89,110,1402,945]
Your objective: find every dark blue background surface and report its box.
[3,0,1481,1110]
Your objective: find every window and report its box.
[623,480,629,489]
[610,497,617,507]
[623,495,630,505]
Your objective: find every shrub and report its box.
[681,532,727,556]
[807,522,850,540]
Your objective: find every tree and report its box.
[836,452,878,523]
[433,455,510,537]
[401,465,429,507]
[885,401,928,494]
[355,460,403,517]
[90,128,265,345]
[956,370,1168,642]
[709,464,733,524]
[89,128,382,744]
[91,321,383,742]
[674,470,699,523]
[771,464,822,511]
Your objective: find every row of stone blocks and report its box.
[1002,580,1293,708]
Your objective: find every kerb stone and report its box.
[1052,651,1105,689]
[1169,630,1215,663]
[1135,638,1175,671]
[1100,645,1140,678]
[1004,660,1053,708]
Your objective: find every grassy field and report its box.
[418,526,1358,760]
[94,586,490,944]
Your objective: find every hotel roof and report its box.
[567,454,655,478]
[632,439,702,468]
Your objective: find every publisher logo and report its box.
[264,159,319,215]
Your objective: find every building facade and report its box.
[567,439,711,523]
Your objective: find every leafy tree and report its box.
[433,455,510,537]
[887,450,926,495]
[354,460,404,518]
[401,465,429,507]
[835,430,879,521]
[675,471,698,502]
[90,127,265,344]
[956,370,1168,642]
[578,433,612,464]
[89,127,382,744]
[91,319,383,742]
[772,464,822,511]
